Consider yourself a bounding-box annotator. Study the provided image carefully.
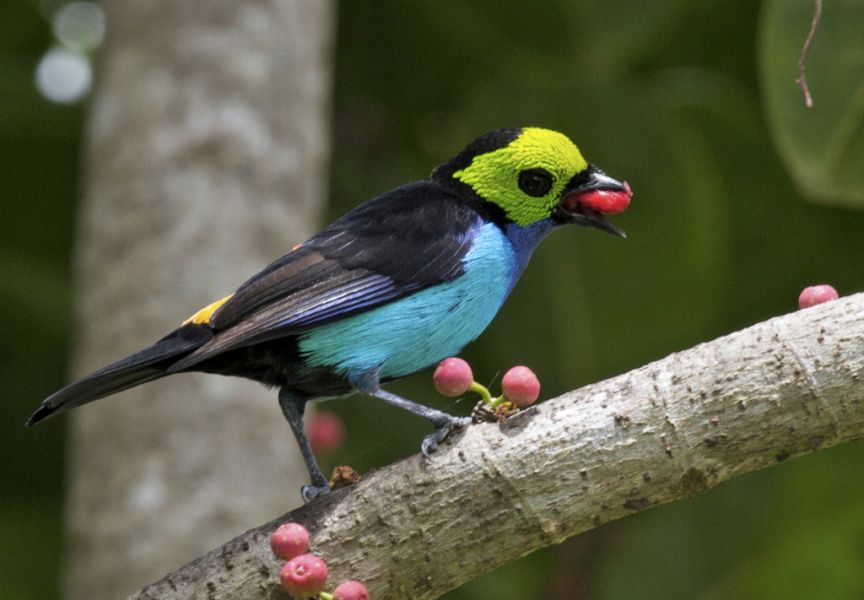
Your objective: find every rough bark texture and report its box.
[66,2,333,599]
[132,293,864,600]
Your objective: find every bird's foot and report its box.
[301,481,331,503]
[421,416,471,456]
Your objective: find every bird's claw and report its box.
[300,482,331,503]
[421,416,471,457]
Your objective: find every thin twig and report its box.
[796,0,823,108]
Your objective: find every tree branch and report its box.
[132,293,864,600]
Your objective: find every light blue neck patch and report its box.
[298,221,517,382]
[503,218,557,292]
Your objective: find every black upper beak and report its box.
[554,165,630,238]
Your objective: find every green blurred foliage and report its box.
[1,1,78,597]
[762,0,864,208]
[3,0,864,598]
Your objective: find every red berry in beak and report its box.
[575,180,632,215]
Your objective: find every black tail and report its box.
[26,325,213,427]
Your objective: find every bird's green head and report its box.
[435,127,630,235]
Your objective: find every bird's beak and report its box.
[555,166,631,237]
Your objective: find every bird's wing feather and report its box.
[167,180,481,372]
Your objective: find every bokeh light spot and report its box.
[52,1,105,52]
[35,48,92,104]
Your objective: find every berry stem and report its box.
[488,395,510,410]
[469,380,492,405]
[319,593,334,600]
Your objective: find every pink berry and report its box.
[501,366,541,407]
[307,411,345,454]
[271,522,310,561]
[333,580,370,600]
[279,553,328,598]
[798,285,839,309]
[433,357,474,397]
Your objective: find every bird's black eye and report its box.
[518,168,554,197]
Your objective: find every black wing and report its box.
[168,180,481,371]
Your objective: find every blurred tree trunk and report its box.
[64,2,333,599]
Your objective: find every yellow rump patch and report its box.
[182,294,233,326]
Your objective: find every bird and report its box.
[27,127,631,501]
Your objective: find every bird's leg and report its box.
[354,373,470,456]
[374,388,471,455]
[277,388,331,502]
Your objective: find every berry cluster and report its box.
[432,357,541,422]
[271,522,369,599]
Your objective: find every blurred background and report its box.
[3,0,864,598]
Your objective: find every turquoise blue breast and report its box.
[298,222,516,381]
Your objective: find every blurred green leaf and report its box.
[0,251,70,330]
[0,500,62,600]
[761,0,864,207]
[704,443,864,600]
